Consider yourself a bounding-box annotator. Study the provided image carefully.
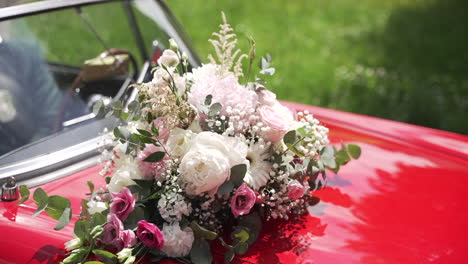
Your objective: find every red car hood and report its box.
[1,102,467,264]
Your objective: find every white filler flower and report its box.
[161,223,194,257]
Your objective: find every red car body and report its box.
[1,102,467,264]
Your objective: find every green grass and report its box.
[23,0,468,134]
[168,0,468,134]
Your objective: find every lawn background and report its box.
[167,0,468,134]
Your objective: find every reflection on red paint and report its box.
[1,201,18,222]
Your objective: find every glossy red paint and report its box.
[1,102,467,264]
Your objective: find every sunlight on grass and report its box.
[169,0,468,134]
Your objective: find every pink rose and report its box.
[258,102,294,143]
[230,183,256,217]
[256,88,277,106]
[137,220,164,249]
[287,180,305,200]
[110,187,136,221]
[102,214,124,248]
[121,230,137,248]
[137,144,168,181]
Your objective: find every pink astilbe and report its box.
[189,64,257,131]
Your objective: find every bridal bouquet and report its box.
[20,13,360,264]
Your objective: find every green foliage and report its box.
[143,151,165,162]
[217,164,247,195]
[191,221,218,241]
[30,188,72,230]
[18,185,30,205]
[190,238,213,264]
[92,250,117,264]
[169,0,468,134]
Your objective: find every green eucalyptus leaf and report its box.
[32,202,48,218]
[93,249,117,264]
[217,180,234,195]
[204,94,213,105]
[347,144,362,159]
[283,130,296,145]
[143,151,165,162]
[335,149,350,165]
[260,67,275,76]
[92,100,105,117]
[124,206,145,230]
[54,207,71,230]
[238,213,262,245]
[128,100,140,112]
[46,195,71,220]
[190,221,218,240]
[260,57,269,69]
[209,103,222,116]
[74,220,90,240]
[232,228,249,243]
[84,262,104,264]
[230,164,247,187]
[224,250,235,264]
[33,188,48,207]
[320,146,336,169]
[91,212,106,228]
[235,242,249,255]
[17,185,30,205]
[296,126,307,137]
[86,181,94,193]
[190,238,213,264]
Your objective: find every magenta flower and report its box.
[287,180,305,200]
[110,187,136,221]
[121,229,137,248]
[137,220,164,249]
[102,214,124,248]
[230,183,256,217]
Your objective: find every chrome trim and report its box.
[127,61,150,104]
[0,0,116,21]
[63,113,96,127]
[21,155,100,188]
[0,136,102,181]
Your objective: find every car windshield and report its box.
[0,0,171,162]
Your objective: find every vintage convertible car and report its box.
[1,0,467,263]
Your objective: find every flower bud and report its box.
[182,51,188,61]
[158,49,180,68]
[169,38,179,51]
[90,225,104,239]
[117,248,133,262]
[64,237,82,251]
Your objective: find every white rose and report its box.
[87,200,107,215]
[179,132,247,195]
[161,223,194,257]
[158,49,179,67]
[64,237,82,251]
[166,128,195,159]
[107,163,142,193]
